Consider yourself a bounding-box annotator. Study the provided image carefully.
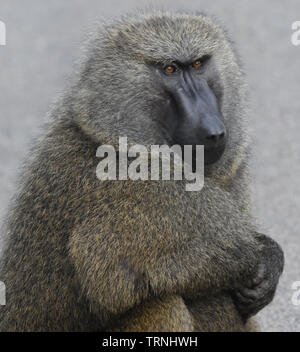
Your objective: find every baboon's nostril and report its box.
[206,134,217,140]
[204,130,226,146]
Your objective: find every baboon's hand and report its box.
[232,234,284,321]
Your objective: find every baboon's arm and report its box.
[69,200,260,318]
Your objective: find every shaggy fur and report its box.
[0,11,283,331]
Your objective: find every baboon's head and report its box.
[72,11,247,174]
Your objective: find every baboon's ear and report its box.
[109,28,140,60]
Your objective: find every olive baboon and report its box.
[0,11,284,331]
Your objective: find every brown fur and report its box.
[0,11,283,331]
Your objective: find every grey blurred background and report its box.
[0,0,299,331]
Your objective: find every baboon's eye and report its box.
[164,64,177,74]
[192,60,202,69]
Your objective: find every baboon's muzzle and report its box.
[164,72,226,165]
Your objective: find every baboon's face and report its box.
[152,55,226,165]
[78,13,244,170]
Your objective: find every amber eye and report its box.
[164,65,176,74]
[192,60,202,69]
